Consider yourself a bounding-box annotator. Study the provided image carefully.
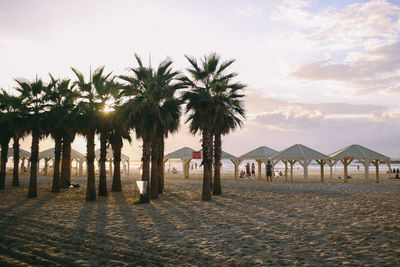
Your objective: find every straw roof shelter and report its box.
[39,148,85,161]
[329,144,390,183]
[238,146,279,179]
[7,147,31,158]
[38,148,86,176]
[164,147,197,178]
[95,148,130,177]
[272,144,330,182]
[7,147,31,174]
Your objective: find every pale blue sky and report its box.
[1,0,399,158]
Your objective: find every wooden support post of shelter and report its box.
[359,159,371,181]
[298,159,312,182]
[372,159,380,183]
[288,160,297,182]
[316,159,326,182]
[231,158,242,180]
[109,159,113,178]
[340,157,353,183]
[43,158,49,176]
[283,160,288,182]
[256,159,262,180]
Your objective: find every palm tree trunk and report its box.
[201,127,212,201]
[28,129,39,198]
[60,133,74,188]
[140,135,151,203]
[213,132,222,195]
[86,130,96,201]
[98,131,108,196]
[158,135,164,194]
[51,134,62,193]
[0,138,10,189]
[111,133,123,192]
[12,135,20,186]
[150,133,160,199]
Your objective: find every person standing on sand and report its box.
[245,163,250,177]
[251,163,255,178]
[266,160,272,182]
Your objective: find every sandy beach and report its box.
[0,172,399,266]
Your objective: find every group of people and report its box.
[239,161,273,182]
[393,168,400,179]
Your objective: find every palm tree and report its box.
[93,71,119,197]
[119,54,184,202]
[0,90,25,187]
[0,93,13,189]
[181,53,236,201]
[72,67,100,201]
[212,79,245,195]
[15,78,54,198]
[45,76,78,192]
[109,106,132,192]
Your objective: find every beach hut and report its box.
[329,144,390,183]
[7,147,31,173]
[239,146,279,180]
[95,148,130,177]
[272,144,330,182]
[164,147,197,178]
[39,148,86,176]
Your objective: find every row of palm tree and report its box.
[0,53,245,202]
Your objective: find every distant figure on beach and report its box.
[172,167,178,174]
[279,171,283,176]
[357,165,360,171]
[195,162,198,170]
[266,160,272,182]
[240,170,245,178]
[245,163,250,177]
[251,163,255,178]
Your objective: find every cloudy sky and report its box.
[1,0,399,158]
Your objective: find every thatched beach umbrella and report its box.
[330,144,390,183]
[272,144,330,182]
[239,146,279,180]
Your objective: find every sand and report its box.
[0,173,399,266]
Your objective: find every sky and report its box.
[1,0,400,159]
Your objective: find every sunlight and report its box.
[103,99,115,112]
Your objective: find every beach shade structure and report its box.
[7,147,31,173]
[95,148,130,177]
[272,144,330,182]
[239,146,279,180]
[164,147,197,178]
[198,149,238,178]
[329,144,391,183]
[39,148,86,176]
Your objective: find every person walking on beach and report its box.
[251,163,255,178]
[245,163,250,177]
[266,160,272,182]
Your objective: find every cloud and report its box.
[225,90,400,156]
[292,41,400,94]
[272,0,400,50]
[234,6,263,17]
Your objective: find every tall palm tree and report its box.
[212,79,245,195]
[15,78,54,198]
[0,90,25,187]
[120,54,184,202]
[45,76,78,192]
[0,93,13,189]
[181,53,236,201]
[72,67,100,201]
[93,71,119,197]
[109,106,132,192]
